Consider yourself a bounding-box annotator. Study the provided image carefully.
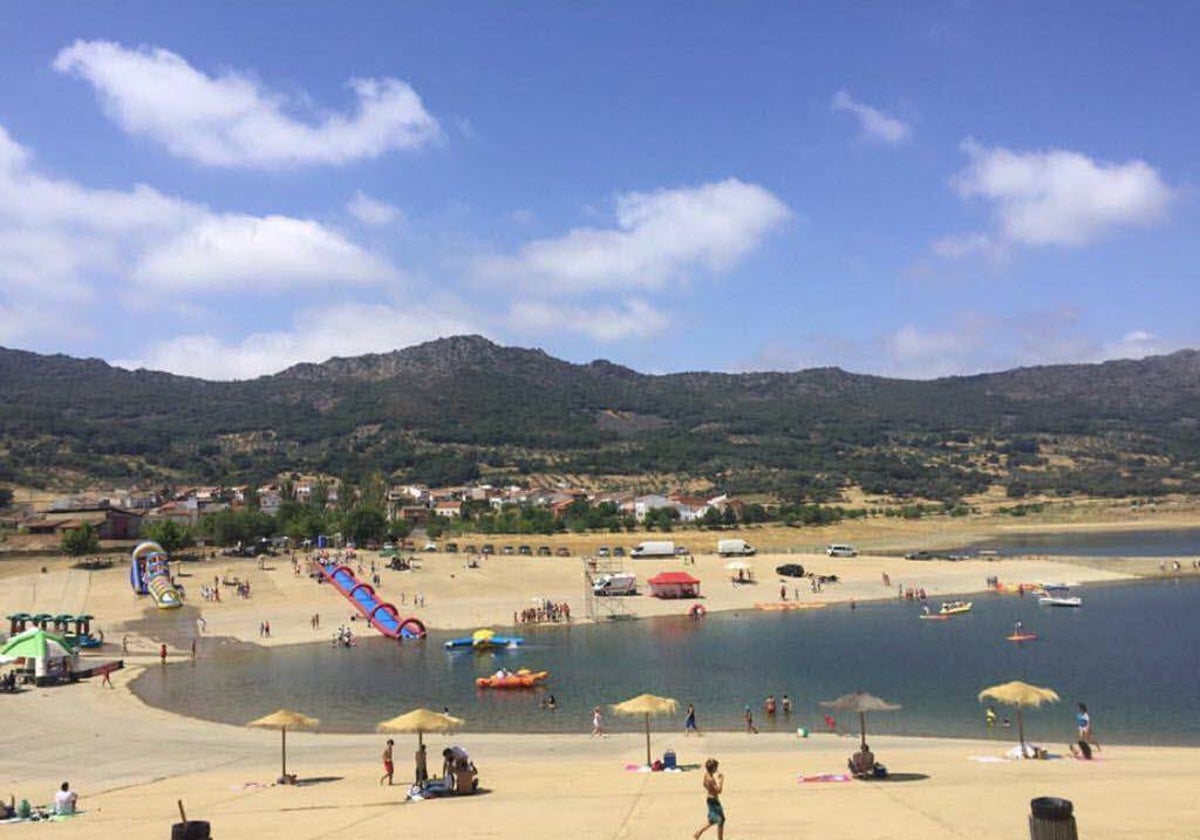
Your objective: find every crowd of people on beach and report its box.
[515,600,570,624]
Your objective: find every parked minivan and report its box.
[826,544,858,557]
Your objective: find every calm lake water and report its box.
[969,527,1200,557]
[134,576,1200,746]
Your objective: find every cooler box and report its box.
[662,750,677,769]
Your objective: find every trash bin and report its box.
[1029,796,1077,840]
[170,820,211,840]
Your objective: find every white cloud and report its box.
[831,90,911,145]
[114,302,479,380]
[0,124,399,346]
[54,40,439,168]
[942,140,1173,254]
[508,298,669,342]
[133,214,395,292]
[744,310,1179,380]
[347,191,401,226]
[476,178,789,294]
[929,231,1002,261]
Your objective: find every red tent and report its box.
[647,571,701,599]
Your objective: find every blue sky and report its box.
[0,2,1195,380]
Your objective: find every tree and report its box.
[141,519,194,555]
[61,522,100,556]
[340,506,388,546]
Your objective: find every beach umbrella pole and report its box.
[281,726,288,778]
[644,714,651,767]
[859,711,867,751]
[1017,708,1026,756]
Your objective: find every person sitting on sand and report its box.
[848,744,885,779]
[1069,740,1093,760]
[54,782,78,815]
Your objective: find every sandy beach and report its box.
[2,514,1199,838]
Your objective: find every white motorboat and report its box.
[1038,595,1082,607]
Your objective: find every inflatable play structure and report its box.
[318,562,426,639]
[130,542,184,609]
[475,668,549,689]
[445,628,523,650]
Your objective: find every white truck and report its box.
[630,540,676,558]
[717,538,756,557]
[592,572,638,596]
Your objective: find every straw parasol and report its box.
[611,693,679,767]
[247,708,318,782]
[378,708,464,784]
[820,691,902,751]
[979,680,1059,756]
[377,708,464,750]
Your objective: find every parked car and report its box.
[597,546,610,557]
[555,547,571,557]
[463,544,478,554]
[481,544,495,555]
[905,550,934,560]
[502,545,515,555]
[537,545,552,556]
[612,546,626,557]
[674,545,689,555]
[423,542,438,552]
[776,563,806,578]
[444,542,459,553]
[518,545,533,556]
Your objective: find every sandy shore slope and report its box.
[0,670,1196,840]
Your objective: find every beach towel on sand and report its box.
[798,773,852,783]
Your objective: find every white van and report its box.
[826,544,858,557]
[593,572,638,596]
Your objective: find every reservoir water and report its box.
[969,526,1200,557]
[135,576,1200,746]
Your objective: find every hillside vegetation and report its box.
[2,336,1199,502]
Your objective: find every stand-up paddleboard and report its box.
[1006,632,1038,642]
[919,613,950,621]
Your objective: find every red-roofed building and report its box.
[647,571,701,599]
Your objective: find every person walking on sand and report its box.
[380,739,395,785]
[592,706,604,737]
[159,643,167,665]
[685,702,700,736]
[693,758,725,840]
[744,705,758,734]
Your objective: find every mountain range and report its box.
[2,336,1199,501]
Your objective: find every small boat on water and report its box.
[475,668,549,689]
[938,600,973,616]
[1038,596,1082,608]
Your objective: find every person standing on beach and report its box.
[592,706,604,737]
[1076,703,1101,751]
[159,643,167,665]
[380,739,395,785]
[744,705,758,734]
[693,758,725,840]
[685,703,700,736]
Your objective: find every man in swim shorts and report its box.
[694,758,725,840]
